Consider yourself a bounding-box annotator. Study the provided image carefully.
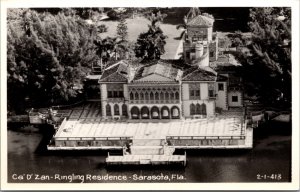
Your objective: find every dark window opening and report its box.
[218,83,224,91]
[232,96,238,102]
[114,104,120,115]
[209,90,215,97]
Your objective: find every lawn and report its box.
[98,16,183,59]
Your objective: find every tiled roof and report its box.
[182,66,217,81]
[187,15,214,27]
[210,54,241,73]
[133,60,183,81]
[99,61,128,82]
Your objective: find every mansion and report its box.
[88,14,243,120]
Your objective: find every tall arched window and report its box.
[160,92,164,101]
[201,103,207,115]
[170,92,175,101]
[190,104,195,115]
[141,106,149,119]
[135,92,139,100]
[165,92,169,101]
[131,107,139,119]
[175,92,180,100]
[155,92,159,100]
[130,92,134,100]
[151,106,159,119]
[161,106,170,119]
[195,103,201,115]
[171,106,180,119]
[150,92,154,100]
[114,104,120,115]
[144,92,149,101]
[122,104,128,116]
[140,92,144,100]
[106,104,112,116]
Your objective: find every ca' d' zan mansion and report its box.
[89,14,243,120]
[47,13,252,153]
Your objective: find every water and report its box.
[7,124,291,183]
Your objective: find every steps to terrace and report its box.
[106,137,185,166]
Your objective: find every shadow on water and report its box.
[176,149,252,157]
[253,121,292,140]
[104,164,186,171]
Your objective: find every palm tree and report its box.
[134,11,167,61]
[94,36,116,69]
[186,7,201,20]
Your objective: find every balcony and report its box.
[107,97,125,103]
[129,99,180,104]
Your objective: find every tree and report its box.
[116,18,128,41]
[235,7,291,107]
[7,9,99,113]
[97,24,108,33]
[94,36,116,67]
[186,7,201,21]
[134,11,167,61]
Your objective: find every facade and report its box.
[97,14,243,120]
[48,13,252,151]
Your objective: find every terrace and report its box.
[49,112,252,149]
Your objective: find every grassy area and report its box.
[98,16,182,59]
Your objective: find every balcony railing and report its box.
[129,100,180,104]
[107,98,125,103]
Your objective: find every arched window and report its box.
[195,103,201,115]
[140,92,144,100]
[114,104,120,115]
[171,107,180,119]
[201,103,207,115]
[122,104,128,116]
[150,92,154,100]
[131,107,139,119]
[144,92,149,101]
[141,106,149,119]
[106,104,112,116]
[165,92,169,101]
[175,92,180,100]
[135,92,139,100]
[161,106,170,119]
[160,92,164,101]
[130,92,134,100]
[190,104,195,115]
[155,92,159,100]
[151,106,159,119]
[170,92,175,101]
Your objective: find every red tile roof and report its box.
[99,61,128,82]
[182,66,217,81]
[133,60,183,81]
[187,15,214,27]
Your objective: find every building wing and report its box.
[99,60,129,83]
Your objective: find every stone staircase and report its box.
[106,137,185,166]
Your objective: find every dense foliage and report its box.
[7,9,99,113]
[134,11,167,61]
[116,18,128,41]
[235,8,291,107]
